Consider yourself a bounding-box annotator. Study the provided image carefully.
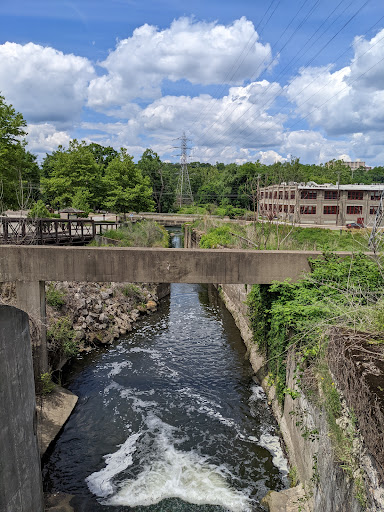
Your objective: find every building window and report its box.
[301,190,317,199]
[269,204,272,210]
[300,205,316,214]
[347,191,363,200]
[260,192,264,198]
[290,192,295,199]
[323,205,339,214]
[371,192,382,200]
[284,205,288,213]
[324,191,339,199]
[347,205,362,214]
[370,206,378,215]
[285,191,288,200]
[273,192,277,199]
[278,192,283,199]
[269,192,272,199]
[290,205,294,213]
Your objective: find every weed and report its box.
[40,372,55,394]
[46,283,66,309]
[47,316,78,357]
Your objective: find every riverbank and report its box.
[217,282,384,512]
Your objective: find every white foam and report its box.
[86,432,141,497]
[106,360,132,378]
[249,384,266,402]
[259,433,289,474]
[107,440,251,511]
[87,415,253,511]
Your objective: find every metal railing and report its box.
[0,217,96,245]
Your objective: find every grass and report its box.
[195,219,368,251]
[101,220,169,247]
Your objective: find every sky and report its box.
[1,0,384,166]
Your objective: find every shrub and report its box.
[40,372,55,394]
[46,283,66,309]
[47,316,78,357]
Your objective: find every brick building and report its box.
[259,182,384,226]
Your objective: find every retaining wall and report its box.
[0,305,44,512]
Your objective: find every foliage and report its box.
[46,283,67,308]
[102,220,169,248]
[247,254,384,402]
[41,140,103,209]
[28,199,57,219]
[120,283,145,301]
[138,149,177,212]
[0,95,41,210]
[39,372,55,395]
[71,187,91,216]
[103,148,155,214]
[47,316,78,357]
[196,219,366,251]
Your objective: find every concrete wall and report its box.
[219,283,383,512]
[0,305,44,512]
[0,245,335,285]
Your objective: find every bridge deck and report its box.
[0,245,356,285]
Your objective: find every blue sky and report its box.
[1,0,384,166]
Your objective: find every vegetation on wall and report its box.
[247,253,384,402]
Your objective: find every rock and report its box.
[85,315,94,325]
[101,291,109,300]
[261,485,308,512]
[146,300,157,312]
[137,304,146,313]
[99,312,108,322]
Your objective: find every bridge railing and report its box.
[0,217,96,245]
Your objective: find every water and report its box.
[43,234,288,511]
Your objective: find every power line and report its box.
[193,0,374,162]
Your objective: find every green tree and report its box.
[0,95,40,210]
[41,140,103,209]
[138,149,176,212]
[103,148,154,215]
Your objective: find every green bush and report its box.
[40,372,55,394]
[46,283,66,309]
[47,316,78,357]
[102,220,169,247]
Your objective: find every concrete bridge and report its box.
[0,244,358,380]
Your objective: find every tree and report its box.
[41,140,103,209]
[138,149,176,212]
[103,148,154,215]
[0,94,40,209]
[0,94,26,155]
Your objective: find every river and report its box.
[43,233,288,512]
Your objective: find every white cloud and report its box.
[281,130,352,164]
[26,123,71,159]
[0,42,95,125]
[88,17,272,110]
[285,29,384,136]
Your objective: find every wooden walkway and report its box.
[0,217,96,245]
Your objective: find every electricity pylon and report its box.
[175,132,194,208]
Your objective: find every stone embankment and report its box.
[47,281,160,367]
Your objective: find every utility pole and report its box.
[175,132,194,208]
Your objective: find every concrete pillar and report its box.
[0,305,45,512]
[15,281,48,382]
